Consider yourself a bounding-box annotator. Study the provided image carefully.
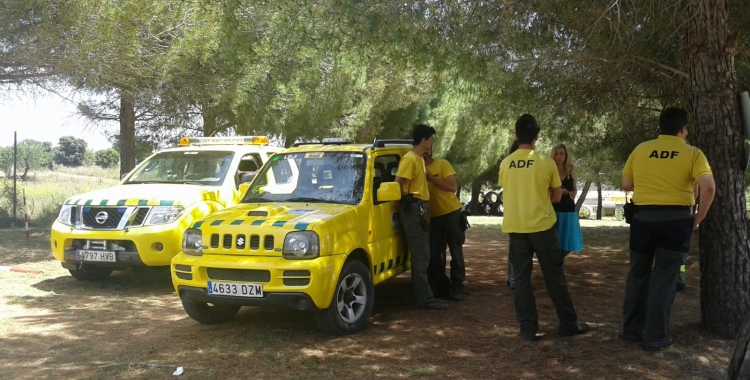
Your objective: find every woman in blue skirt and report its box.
[551,144,583,258]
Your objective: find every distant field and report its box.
[0,166,119,227]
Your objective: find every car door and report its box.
[368,152,407,284]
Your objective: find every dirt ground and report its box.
[0,217,734,380]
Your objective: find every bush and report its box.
[53,136,87,167]
[95,148,120,169]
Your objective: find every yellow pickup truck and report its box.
[50,136,283,281]
[171,139,414,335]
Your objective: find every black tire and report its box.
[484,191,498,203]
[68,267,112,281]
[482,202,492,216]
[477,191,485,203]
[491,202,504,216]
[180,294,241,324]
[579,206,592,219]
[315,260,374,335]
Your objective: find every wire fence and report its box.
[0,165,120,228]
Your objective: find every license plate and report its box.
[76,250,116,262]
[207,281,263,298]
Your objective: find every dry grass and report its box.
[0,218,734,380]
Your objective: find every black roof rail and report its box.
[373,139,413,148]
[291,138,353,147]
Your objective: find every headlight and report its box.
[283,231,320,259]
[57,205,75,226]
[145,206,185,225]
[182,228,203,256]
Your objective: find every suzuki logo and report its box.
[95,211,109,225]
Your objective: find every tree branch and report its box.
[627,54,689,79]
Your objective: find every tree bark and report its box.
[596,180,603,220]
[575,180,592,212]
[727,318,750,380]
[202,106,217,137]
[683,0,750,338]
[119,90,136,177]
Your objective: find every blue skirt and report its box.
[555,211,583,252]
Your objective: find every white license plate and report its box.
[76,250,116,262]
[207,281,263,298]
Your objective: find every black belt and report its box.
[636,205,691,212]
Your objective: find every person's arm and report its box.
[550,187,562,203]
[621,176,634,191]
[569,168,578,199]
[692,174,715,228]
[395,176,407,186]
[428,173,457,193]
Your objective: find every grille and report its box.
[128,207,150,226]
[223,234,232,249]
[210,234,220,248]
[174,264,191,272]
[283,270,311,277]
[283,278,310,286]
[264,235,274,250]
[207,268,270,282]
[175,272,193,281]
[82,207,126,229]
[249,235,260,250]
[236,234,246,249]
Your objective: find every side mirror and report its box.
[377,182,401,202]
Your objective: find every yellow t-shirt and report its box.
[622,135,712,206]
[498,149,561,233]
[426,159,463,217]
[395,150,430,201]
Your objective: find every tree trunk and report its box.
[596,181,603,220]
[202,106,217,137]
[469,179,482,216]
[284,134,296,148]
[683,0,750,338]
[575,180,592,212]
[119,90,136,177]
[727,318,750,379]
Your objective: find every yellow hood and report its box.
[63,184,223,207]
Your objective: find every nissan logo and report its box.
[95,211,109,225]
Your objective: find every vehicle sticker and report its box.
[286,208,315,215]
[305,152,325,158]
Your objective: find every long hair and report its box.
[550,144,574,175]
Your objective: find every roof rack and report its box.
[291,138,353,147]
[372,139,413,148]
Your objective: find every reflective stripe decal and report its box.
[273,221,287,227]
[84,200,93,206]
[138,200,148,206]
[294,223,309,230]
[210,220,224,226]
[117,200,127,206]
[396,256,401,266]
[230,220,243,226]
[380,262,385,273]
[99,199,109,206]
[251,220,265,226]
[388,259,393,270]
[193,221,204,229]
[160,200,174,206]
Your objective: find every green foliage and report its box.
[94,148,120,169]
[53,136,87,167]
[0,147,13,178]
[16,140,53,180]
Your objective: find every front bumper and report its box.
[50,221,184,267]
[171,252,347,310]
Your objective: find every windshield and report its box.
[242,151,366,205]
[125,151,235,186]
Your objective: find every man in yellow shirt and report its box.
[423,150,465,301]
[499,114,589,341]
[395,124,449,311]
[619,107,715,351]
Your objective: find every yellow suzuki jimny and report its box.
[171,139,414,335]
[51,136,283,281]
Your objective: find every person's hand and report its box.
[692,214,704,229]
[561,189,569,195]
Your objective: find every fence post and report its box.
[23,188,29,239]
[12,131,17,227]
